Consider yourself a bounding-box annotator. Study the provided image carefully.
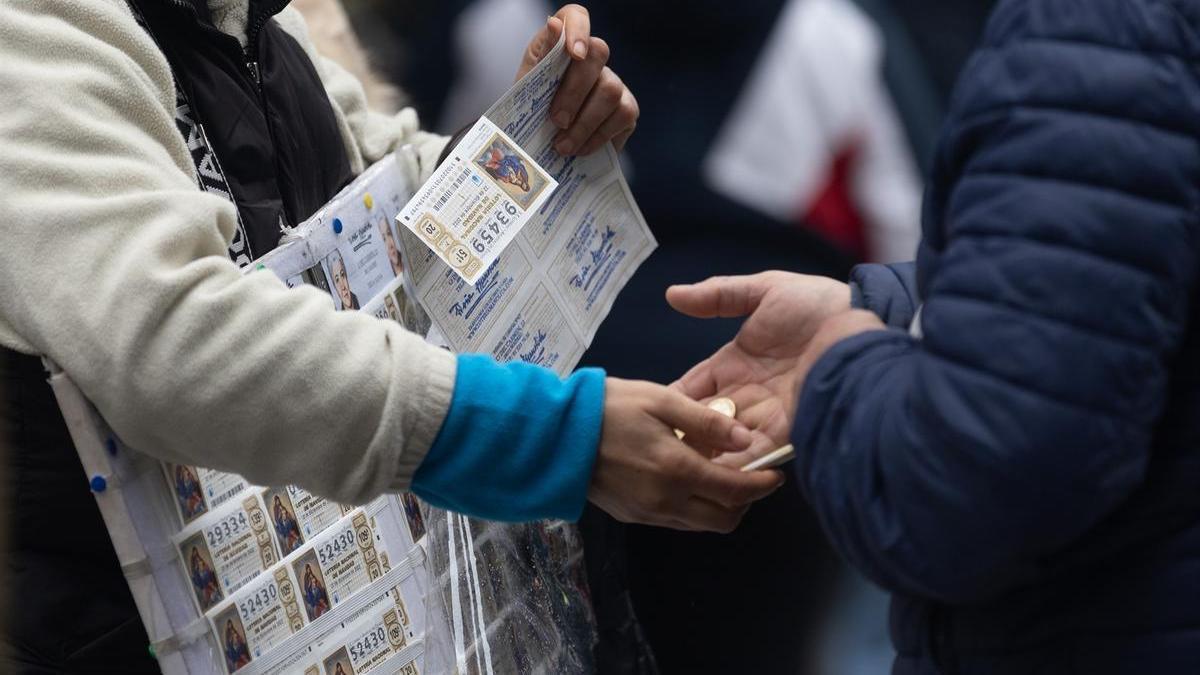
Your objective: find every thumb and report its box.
[666,273,771,319]
[516,16,563,81]
[653,389,752,456]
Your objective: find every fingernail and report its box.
[573,40,587,58]
[555,137,575,155]
[732,425,752,449]
[552,110,571,129]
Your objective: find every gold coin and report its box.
[707,397,736,418]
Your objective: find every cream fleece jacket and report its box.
[0,0,458,504]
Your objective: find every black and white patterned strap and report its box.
[126,0,255,267]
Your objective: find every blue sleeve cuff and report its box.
[849,261,919,329]
[412,354,605,523]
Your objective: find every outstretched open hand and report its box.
[667,272,851,466]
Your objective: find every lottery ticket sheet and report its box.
[398,32,656,376]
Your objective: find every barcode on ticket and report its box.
[434,169,472,210]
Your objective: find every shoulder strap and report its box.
[125,0,256,267]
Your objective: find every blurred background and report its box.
[307,0,1000,672]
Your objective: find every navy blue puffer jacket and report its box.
[792,1,1200,672]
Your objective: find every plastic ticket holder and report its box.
[421,503,598,675]
[43,145,605,674]
[46,358,222,673]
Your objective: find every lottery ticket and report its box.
[257,569,423,675]
[399,32,655,376]
[162,462,250,526]
[262,485,348,558]
[361,274,429,334]
[175,491,279,613]
[312,598,415,675]
[209,566,306,674]
[397,118,557,285]
[245,154,417,314]
[291,510,389,623]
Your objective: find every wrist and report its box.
[798,310,887,382]
[821,280,853,318]
[413,356,605,522]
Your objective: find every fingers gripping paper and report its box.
[46,29,650,675]
[399,32,656,377]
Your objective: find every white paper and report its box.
[401,33,656,376]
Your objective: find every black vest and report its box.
[3,1,352,670]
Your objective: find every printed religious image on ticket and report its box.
[263,485,346,557]
[162,462,250,526]
[396,118,557,284]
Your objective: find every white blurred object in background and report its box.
[704,0,922,263]
[439,0,553,133]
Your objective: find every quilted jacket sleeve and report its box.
[849,262,919,329]
[791,0,1200,603]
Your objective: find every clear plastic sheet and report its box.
[421,506,596,675]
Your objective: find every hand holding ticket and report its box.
[397,119,557,284]
[396,28,656,378]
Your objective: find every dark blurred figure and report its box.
[348,0,996,672]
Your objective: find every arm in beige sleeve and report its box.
[0,0,456,504]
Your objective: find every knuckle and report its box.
[651,386,674,410]
[624,93,641,120]
[566,127,590,145]
[702,410,724,439]
[598,75,623,105]
[590,36,610,61]
[661,450,691,478]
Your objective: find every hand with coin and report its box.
[587,378,784,533]
[666,272,859,467]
